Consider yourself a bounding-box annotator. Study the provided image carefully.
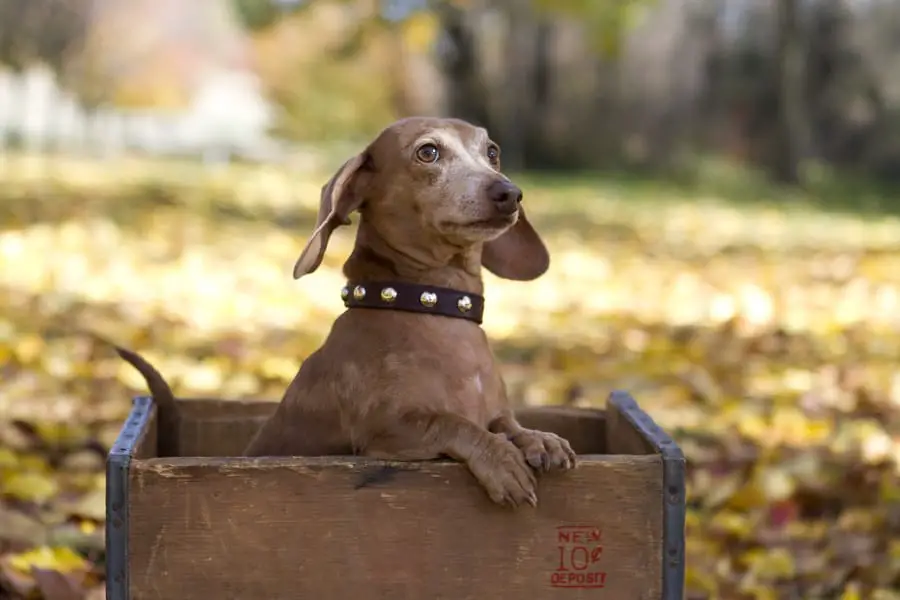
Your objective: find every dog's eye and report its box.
[416,144,439,163]
[487,145,500,165]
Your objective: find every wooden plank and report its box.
[606,391,686,599]
[605,395,655,456]
[175,416,269,457]
[173,398,276,456]
[169,400,605,457]
[128,455,663,600]
[174,398,278,420]
[514,406,606,454]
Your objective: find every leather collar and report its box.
[341,281,485,324]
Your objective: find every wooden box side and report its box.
[153,398,277,457]
[106,397,157,600]
[127,454,662,600]
[111,395,679,599]
[167,400,608,457]
[606,391,686,600]
[175,399,274,457]
[174,397,278,421]
[514,406,606,454]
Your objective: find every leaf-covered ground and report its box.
[1,154,900,599]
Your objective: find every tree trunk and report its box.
[773,0,809,185]
[497,2,531,172]
[435,3,491,130]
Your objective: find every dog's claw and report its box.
[470,436,539,509]
[512,430,577,473]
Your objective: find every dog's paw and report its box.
[510,429,577,473]
[468,434,538,508]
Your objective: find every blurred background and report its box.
[1,0,900,598]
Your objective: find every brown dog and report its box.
[242,117,576,507]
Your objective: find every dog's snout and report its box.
[486,180,523,214]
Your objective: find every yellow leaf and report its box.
[736,413,768,441]
[0,448,19,470]
[7,546,89,575]
[841,583,863,600]
[79,520,98,535]
[685,565,718,595]
[18,454,52,474]
[3,472,59,503]
[15,333,44,364]
[402,12,438,53]
[743,548,796,580]
[181,361,226,394]
[758,467,796,502]
[260,356,298,381]
[33,422,90,447]
[709,511,753,539]
[726,479,767,512]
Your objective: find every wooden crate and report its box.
[105,391,685,600]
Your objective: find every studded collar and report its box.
[341,281,485,324]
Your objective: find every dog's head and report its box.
[292,116,549,281]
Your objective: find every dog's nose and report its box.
[486,179,523,214]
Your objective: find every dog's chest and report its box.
[451,364,498,425]
[429,333,502,425]
[333,312,505,424]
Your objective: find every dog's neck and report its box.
[343,219,485,295]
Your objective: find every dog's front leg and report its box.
[489,410,577,473]
[363,411,539,508]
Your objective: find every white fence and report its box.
[0,66,286,164]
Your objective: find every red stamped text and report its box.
[549,525,607,589]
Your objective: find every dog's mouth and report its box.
[438,212,518,240]
[463,213,518,229]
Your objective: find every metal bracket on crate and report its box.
[106,396,154,600]
[608,391,686,600]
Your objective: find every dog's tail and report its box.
[86,331,178,412]
[112,344,178,412]
[89,333,182,455]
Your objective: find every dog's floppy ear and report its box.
[481,206,550,281]
[293,152,370,279]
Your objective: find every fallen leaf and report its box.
[3,472,60,504]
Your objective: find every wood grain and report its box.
[167,399,607,457]
[515,406,606,454]
[167,398,274,457]
[132,405,157,460]
[606,402,655,456]
[128,455,662,600]
[120,401,670,599]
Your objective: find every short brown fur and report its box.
[120,117,576,507]
[246,116,575,507]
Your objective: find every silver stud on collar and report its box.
[380,287,397,302]
[457,296,473,313]
[340,286,350,301]
[419,291,437,307]
[352,285,366,300]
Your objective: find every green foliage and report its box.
[266,56,396,143]
[232,0,306,31]
[532,0,656,57]
[248,0,399,142]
